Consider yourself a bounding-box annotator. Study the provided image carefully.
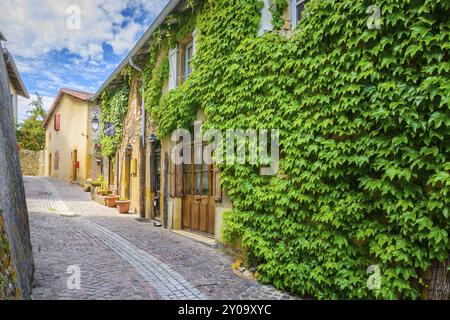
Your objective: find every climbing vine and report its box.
[142,3,202,135]
[100,82,131,158]
[0,218,16,299]
[269,0,289,30]
[147,0,450,299]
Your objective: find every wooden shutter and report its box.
[168,46,178,90]
[170,152,176,198]
[169,150,184,198]
[213,166,222,202]
[175,163,183,198]
[258,0,274,36]
[54,113,61,131]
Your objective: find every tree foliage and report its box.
[16,94,47,151]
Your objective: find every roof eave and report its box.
[4,49,30,99]
[42,89,93,128]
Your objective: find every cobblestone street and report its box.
[25,177,294,300]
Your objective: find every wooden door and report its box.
[124,154,131,200]
[163,153,169,227]
[48,153,52,176]
[151,142,162,220]
[72,149,77,181]
[182,143,216,237]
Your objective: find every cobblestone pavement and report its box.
[25,177,296,300]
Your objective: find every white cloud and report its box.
[0,0,168,62]
[3,0,169,119]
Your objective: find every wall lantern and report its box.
[91,116,100,132]
[125,144,133,158]
[149,133,157,146]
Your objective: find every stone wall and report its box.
[0,211,18,300]
[1,39,35,300]
[19,149,44,176]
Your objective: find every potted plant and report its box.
[105,194,119,208]
[116,197,131,214]
[91,175,104,189]
[97,188,109,196]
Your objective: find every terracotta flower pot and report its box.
[105,195,119,208]
[116,200,131,214]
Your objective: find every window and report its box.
[184,41,194,79]
[292,0,307,28]
[54,113,61,131]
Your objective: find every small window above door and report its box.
[291,0,307,29]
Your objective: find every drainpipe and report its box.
[128,57,146,219]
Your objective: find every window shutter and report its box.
[169,149,184,198]
[170,152,176,198]
[258,0,274,36]
[54,113,61,131]
[213,166,222,202]
[290,0,296,28]
[168,46,178,91]
[192,29,198,56]
[175,163,183,198]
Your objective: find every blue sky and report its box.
[0,0,169,122]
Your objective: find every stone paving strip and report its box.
[75,218,206,300]
[33,177,76,217]
[33,177,206,300]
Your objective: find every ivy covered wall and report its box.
[100,82,131,158]
[146,0,449,299]
[0,213,17,299]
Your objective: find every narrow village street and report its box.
[24,176,293,300]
